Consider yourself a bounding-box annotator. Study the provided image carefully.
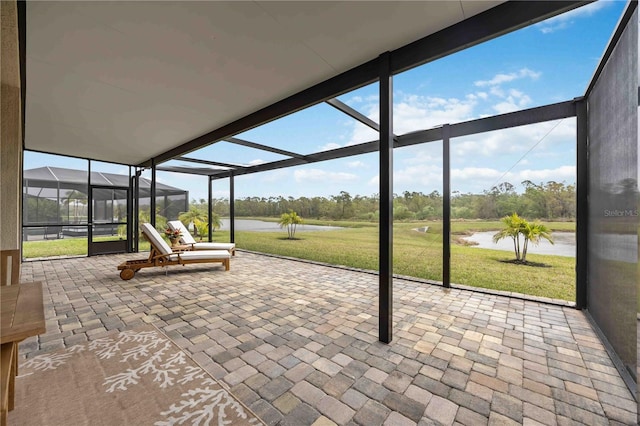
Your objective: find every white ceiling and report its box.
[25,1,503,165]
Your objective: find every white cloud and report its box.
[395,96,476,134]
[259,169,290,183]
[343,92,479,146]
[452,167,505,180]
[394,165,444,188]
[294,169,358,184]
[347,122,381,146]
[518,165,576,182]
[452,119,574,158]
[492,90,532,114]
[248,159,265,166]
[490,86,505,98]
[319,142,342,151]
[346,160,366,169]
[211,189,230,198]
[474,68,541,87]
[536,2,608,34]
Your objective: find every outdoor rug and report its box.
[8,325,263,426]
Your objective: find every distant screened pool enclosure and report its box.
[22,166,188,255]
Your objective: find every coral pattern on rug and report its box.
[17,326,261,426]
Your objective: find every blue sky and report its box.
[26,1,628,202]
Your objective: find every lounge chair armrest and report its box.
[152,252,174,261]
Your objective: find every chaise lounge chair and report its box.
[167,220,236,255]
[117,223,231,280]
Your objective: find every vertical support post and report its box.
[87,161,92,256]
[127,166,133,252]
[23,179,28,242]
[128,170,132,251]
[442,125,451,288]
[134,168,141,252]
[229,172,235,244]
[379,52,393,344]
[150,159,156,227]
[208,176,213,242]
[56,181,61,224]
[575,98,588,309]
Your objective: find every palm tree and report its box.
[278,210,303,239]
[493,213,554,263]
[178,206,208,238]
[520,221,554,263]
[192,213,222,240]
[493,213,524,261]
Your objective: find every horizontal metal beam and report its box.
[157,166,230,176]
[177,156,241,169]
[210,141,381,180]
[144,1,584,168]
[450,100,576,138]
[326,98,381,133]
[210,157,307,178]
[397,100,577,148]
[226,137,306,160]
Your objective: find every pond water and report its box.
[461,231,576,257]
[219,219,343,232]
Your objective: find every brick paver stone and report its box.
[310,416,338,426]
[258,376,294,401]
[353,400,392,426]
[424,395,458,425]
[384,411,416,426]
[317,395,356,424]
[341,388,368,410]
[273,391,301,415]
[223,364,257,386]
[291,380,327,405]
[382,392,426,423]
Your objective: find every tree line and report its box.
[207,180,577,221]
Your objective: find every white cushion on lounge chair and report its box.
[167,220,236,252]
[168,250,231,262]
[141,223,172,255]
[191,242,235,251]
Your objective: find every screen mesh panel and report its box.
[587,10,638,382]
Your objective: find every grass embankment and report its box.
[22,221,576,301]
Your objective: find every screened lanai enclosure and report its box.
[11,0,639,412]
[23,166,188,255]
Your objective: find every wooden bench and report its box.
[1,342,16,426]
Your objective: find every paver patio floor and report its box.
[18,251,636,425]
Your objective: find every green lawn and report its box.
[22,221,576,301]
[235,220,576,301]
[23,237,152,258]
